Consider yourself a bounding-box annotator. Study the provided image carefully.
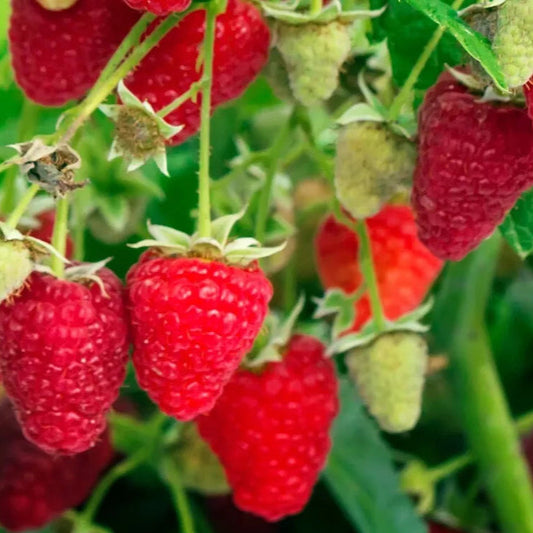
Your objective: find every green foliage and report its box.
[500,188,533,258]
[324,381,427,533]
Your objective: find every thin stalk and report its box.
[309,0,323,16]
[1,100,40,214]
[157,80,205,118]
[387,0,466,121]
[93,13,156,93]
[425,408,533,482]
[196,4,218,239]
[354,220,387,331]
[255,116,293,242]
[50,196,69,278]
[80,451,147,525]
[435,234,533,533]
[5,184,39,229]
[162,458,196,533]
[58,10,196,143]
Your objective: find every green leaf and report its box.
[369,0,464,90]
[400,0,507,91]
[324,380,427,533]
[500,188,533,259]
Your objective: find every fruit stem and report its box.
[354,219,387,332]
[420,407,533,483]
[196,1,222,240]
[255,112,293,243]
[387,0,466,122]
[92,13,157,95]
[0,100,40,214]
[310,0,323,16]
[81,450,148,526]
[57,9,198,144]
[4,183,40,230]
[50,196,69,277]
[161,457,196,533]
[433,233,533,533]
[156,79,206,118]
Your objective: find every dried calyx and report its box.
[9,140,85,197]
[101,81,183,176]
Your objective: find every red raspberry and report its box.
[126,254,272,421]
[0,268,129,454]
[315,205,442,332]
[123,0,191,15]
[413,71,533,260]
[9,0,139,106]
[124,0,270,145]
[197,335,338,522]
[0,399,114,532]
[524,78,533,119]
[25,210,74,259]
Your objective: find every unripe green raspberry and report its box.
[335,122,415,219]
[171,423,230,496]
[346,332,427,433]
[493,0,533,87]
[276,21,352,107]
[0,241,32,303]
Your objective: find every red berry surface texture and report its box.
[124,0,270,145]
[315,205,442,331]
[413,71,533,260]
[197,335,339,521]
[0,268,129,454]
[9,0,139,106]
[0,399,114,532]
[127,254,273,420]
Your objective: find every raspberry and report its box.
[0,268,129,454]
[9,0,140,106]
[492,0,533,88]
[413,71,533,260]
[346,332,428,432]
[0,399,114,532]
[126,253,272,420]
[275,21,351,107]
[197,335,339,521]
[315,206,442,331]
[335,121,415,219]
[123,0,191,15]
[124,0,270,145]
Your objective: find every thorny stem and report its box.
[387,0,466,121]
[50,196,69,277]
[1,100,40,214]
[161,458,196,533]
[255,113,293,243]
[157,79,206,118]
[196,2,221,239]
[354,220,387,331]
[5,184,40,230]
[57,10,197,144]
